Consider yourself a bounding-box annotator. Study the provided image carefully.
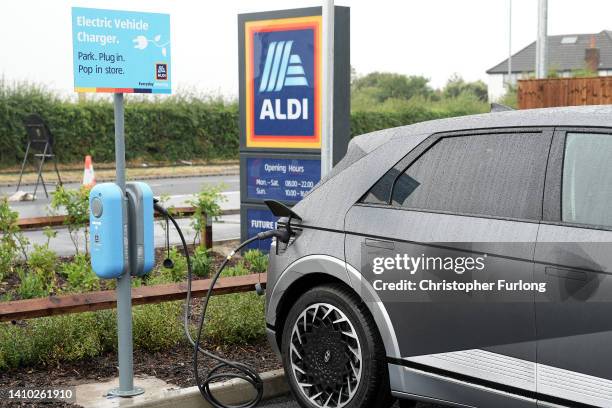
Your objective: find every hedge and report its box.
[0,84,486,167]
[0,85,240,166]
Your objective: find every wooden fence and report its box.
[17,207,240,230]
[518,76,612,109]
[0,273,266,322]
[1,207,250,322]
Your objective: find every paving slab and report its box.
[74,369,288,408]
[75,375,178,408]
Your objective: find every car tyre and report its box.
[281,284,394,408]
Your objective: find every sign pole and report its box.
[109,93,143,397]
[536,0,548,79]
[321,0,334,178]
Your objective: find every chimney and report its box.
[585,35,600,74]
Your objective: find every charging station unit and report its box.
[90,183,127,279]
[89,181,154,397]
[125,182,155,276]
[90,182,155,279]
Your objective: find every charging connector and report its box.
[256,228,291,243]
[153,199,293,408]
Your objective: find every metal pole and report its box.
[109,93,143,397]
[321,0,334,177]
[507,0,512,88]
[536,0,548,79]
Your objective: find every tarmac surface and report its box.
[1,173,239,218]
[2,174,241,256]
[261,395,446,408]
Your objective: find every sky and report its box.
[3,0,612,98]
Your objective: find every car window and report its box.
[562,133,612,228]
[387,133,549,220]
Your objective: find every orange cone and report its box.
[83,155,96,187]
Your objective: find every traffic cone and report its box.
[83,155,96,187]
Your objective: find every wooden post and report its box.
[200,213,207,249]
[200,213,213,250]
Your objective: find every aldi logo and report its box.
[259,41,309,92]
[155,63,168,80]
[245,16,321,149]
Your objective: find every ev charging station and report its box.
[72,7,171,397]
[238,5,350,252]
[70,2,348,402]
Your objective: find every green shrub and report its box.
[243,250,268,274]
[0,242,16,282]
[133,302,183,352]
[0,82,239,166]
[442,74,488,102]
[0,290,265,369]
[187,184,227,246]
[192,247,212,277]
[0,197,28,261]
[50,186,90,255]
[62,254,99,292]
[150,247,187,284]
[0,309,115,369]
[27,244,57,290]
[203,292,265,344]
[0,303,184,370]
[223,261,249,277]
[16,268,47,299]
[497,85,518,109]
[166,247,188,282]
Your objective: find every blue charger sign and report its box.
[245,16,321,149]
[72,7,171,93]
[246,157,320,202]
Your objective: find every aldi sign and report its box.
[238,7,350,251]
[245,16,321,149]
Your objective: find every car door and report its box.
[535,129,612,408]
[345,128,553,407]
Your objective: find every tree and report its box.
[442,74,488,102]
[351,72,435,102]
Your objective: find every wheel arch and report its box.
[267,255,401,360]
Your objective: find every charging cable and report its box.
[153,200,290,408]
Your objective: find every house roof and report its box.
[487,30,612,74]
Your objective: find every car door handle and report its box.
[364,238,395,250]
[545,267,587,281]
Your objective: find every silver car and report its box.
[265,106,612,408]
